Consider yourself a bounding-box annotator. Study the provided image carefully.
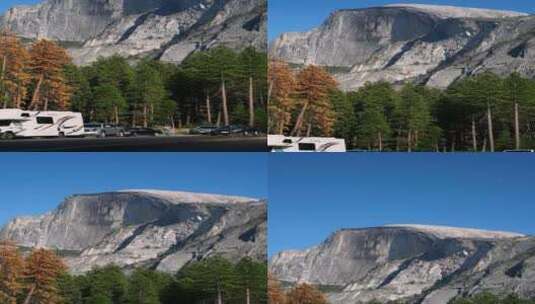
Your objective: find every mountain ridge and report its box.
[270,4,535,90]
[0,190,267,274]
[270,225,535,303]
[0,0,267,65]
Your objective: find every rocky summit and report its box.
[269,4,535,91]
[269,225,535,304]
[0,190,267,274]
[0,0,267,65]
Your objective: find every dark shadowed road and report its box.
[0,136,267,152]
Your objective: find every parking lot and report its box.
[0,135,267,152]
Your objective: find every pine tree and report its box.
[399,83,431,152]
[126,268,161,304]
[83,265,128,304]
[353,83,396,150]
[358,103,390,151]
[442,79,483,151]
[64,64,92,118]
[92,84,127,124]
[208,47,241,126]
[182,47,241,126]
[503,72,535,150]
[235,257,267,304]
[56,273,82,304]
[177,256,238,304]
[181,51,218,124]
[464,72,505,152]
[85,55,134,124]
[330,90,357,146]
[132,61,167,127]
[239,47,267,127]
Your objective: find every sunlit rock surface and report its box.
[270,4,535,90]
[270,225,535,303]
[0,190,267,274]
[0,0,267,65]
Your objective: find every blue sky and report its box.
[0,0,39,14]
[269,154,535,256]
[0,153,267,226]
[269,0,535,41]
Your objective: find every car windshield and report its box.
[85,124,100,128]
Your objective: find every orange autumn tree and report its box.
[292,65,337,137]
[268,60,297,134]
[0,30,31,109]
[268,273,287,304]
[23,248,67,304]
[0,241,25,304]
[286,283,328,304]
[28,39,72,111]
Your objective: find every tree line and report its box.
[450,292,535,304]
[0,30,267,129]
[267,274,535,304]
[0,241,267,304]
[269,60,535,151]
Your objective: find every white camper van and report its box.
[0,109,84,139]
[268,135,346,152]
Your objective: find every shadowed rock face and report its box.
[270,4,535,91]
[0,190,267,274]
[0,0,267,65]
[270,225,534,304]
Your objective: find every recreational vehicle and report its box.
[268,135,346,152]
[0,109,84,139]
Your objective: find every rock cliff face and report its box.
[270,4,535,90]
[0,190,267,274]
[270,225,535,303]
[0,0,267,65]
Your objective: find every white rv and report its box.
[0,109,84,139]
[268,135,346,152]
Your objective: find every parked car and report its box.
[242,127,263,136]
[84,123,126,138]
[210,125,245,136]
[126,127,162,137]
[190,125,218,135]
